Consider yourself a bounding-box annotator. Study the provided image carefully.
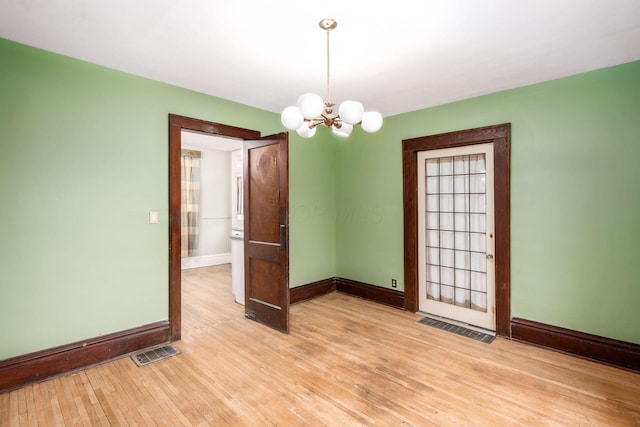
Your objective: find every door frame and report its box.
[168,114,260,341]
[402,123,511,336]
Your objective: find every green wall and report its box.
[335,60,640,344]
[289,126,337,286]
[1,36,638,360]
[0,38,335,359]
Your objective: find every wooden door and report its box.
[243,133,289,333]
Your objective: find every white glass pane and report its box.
[455,288,470,307]
[440,231,454,249]
[427,177,439,194]
[440,194,453,211]
[426,159,439,176]
[441,267,454,285]
[455,268,470,288]
[454,175,467,193]
[469,194,486,213]
[439,157,453,175]
[470,154,486,173]
[471,252,486,272]
[455,232,469,250]
[440,213,453,230]
[454,194,467,212]
[440,176,453,193]
[471,272,486,292]
[471,291,487,312]
[441,249,454,267]
[441,285,454,304]
[469,174,486,193]
[427,282,440,299]
[454,156,469,174]
[426,195,439,211]
[427,266,440,283]
[454,213,468,231]
[470,213,486,232]
[426,230,439,247]
[455,251,470,270]
[427,247,439,265]
[469,233,486,253]
[427,212,439,228]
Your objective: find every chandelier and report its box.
[281,19,383,138]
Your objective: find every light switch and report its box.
[149,211,159,224]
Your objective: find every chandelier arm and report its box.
[307,118,325,129]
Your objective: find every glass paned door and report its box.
[417,143,496,330]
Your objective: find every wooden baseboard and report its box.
[291,277,405,310]
[0,321,170,393]
[511,318,640,373]
[336,278,405,309]
[290,278,336,305]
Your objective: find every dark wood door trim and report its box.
[168,114,260,341]
[402,123,511,336]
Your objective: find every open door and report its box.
[243,133,289,333]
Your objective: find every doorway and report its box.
[169,115,259,340]
[402,123,511,336]
[169,114,292,340]
[180,130,243,271]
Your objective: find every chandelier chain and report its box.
[326,27,331,104]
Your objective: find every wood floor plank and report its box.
[101,360,158,427]
[0,388,10,426]
[1,264,639,425]
[33,382,49,424]
[10,390,28,425]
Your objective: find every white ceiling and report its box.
[1,1,639,118]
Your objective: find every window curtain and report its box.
[181,150,201,258]
[425,154,488,312]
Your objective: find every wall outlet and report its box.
[391,279,397,288]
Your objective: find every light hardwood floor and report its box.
[2,265,639,425]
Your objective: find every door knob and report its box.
[486,254,494,260]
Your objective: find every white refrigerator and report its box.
[230,150,244,305]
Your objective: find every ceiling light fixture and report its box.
[281,19,383,138]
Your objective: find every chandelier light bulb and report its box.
[281,106,304,130]
[338,101,364,125]
[296,123,317,139]
[361,111,383,133]
[297,93,325,120]
[333,122,353,137]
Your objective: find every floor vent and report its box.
[418,317,496,344]
[131,344,181,367]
